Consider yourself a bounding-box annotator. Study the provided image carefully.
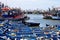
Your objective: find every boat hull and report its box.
[52,16,60,20]
[43,16,52,19]
[23,21,40,27]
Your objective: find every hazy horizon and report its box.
[0,0,60,10]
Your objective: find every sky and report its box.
[0,0,60,10]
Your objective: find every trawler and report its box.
[0,2,28,21]
[43,11,60,20]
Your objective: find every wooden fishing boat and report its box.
[23,20,40,26]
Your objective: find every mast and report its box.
[6,0,7,5]
[57,13,58,17]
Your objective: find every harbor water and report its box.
[26,14,60,27]
[0,14,60,40]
